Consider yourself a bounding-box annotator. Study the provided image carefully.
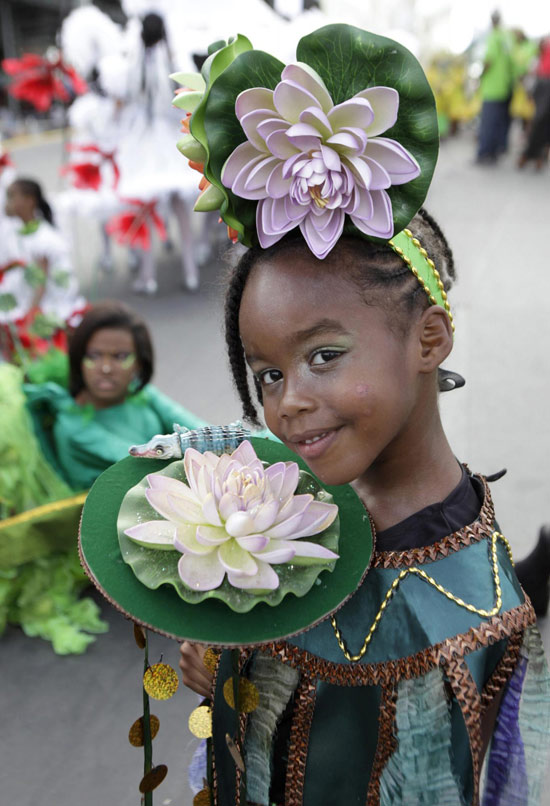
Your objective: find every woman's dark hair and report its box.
[68,301,154,397]
[14,178,54,225]
[141,12,166,48]
[224,208,456,425]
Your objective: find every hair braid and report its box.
[224,248,261,425]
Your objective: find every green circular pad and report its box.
[79,436,373,646]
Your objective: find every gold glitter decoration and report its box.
[331,531,507,662]
[133,623,146,649]
[193,787,211,806]
[143,663,179,700]
[128,715,160,747]
[188,705,213,738]
[138,764,168,793]
[225,733,245,772]
[203,648,220,674]
[223,677,260,713]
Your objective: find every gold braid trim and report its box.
[0,492,87,529]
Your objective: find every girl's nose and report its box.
[101,362,112,374]
[278,378,316,419]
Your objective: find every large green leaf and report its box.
[118,461,339,613]
[297,24,438,236]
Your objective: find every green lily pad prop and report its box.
[79,436,373,646]
[117,462,339,612]
[196,23,438,246]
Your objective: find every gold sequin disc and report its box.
[143,663,179,700]
[203,647,220,674]
[133,623,146,649]
[223,677,259,713]
[128,715,160,747]
[193,787,211,806]
[138,764,168,793]
[188,705,212,739]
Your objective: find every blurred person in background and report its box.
[476,10,514,164]
[518,35,550,171]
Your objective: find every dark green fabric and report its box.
[24,382,206,490]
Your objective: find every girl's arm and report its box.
[179,642,212,698]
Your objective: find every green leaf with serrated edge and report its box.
[296,24,438,238]
[169,71,205,91]
[200,49,285,245]
[172,90,203,112]
[176,134,207,162]
[118,462,339,612]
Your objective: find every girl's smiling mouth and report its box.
[288,427,341,460]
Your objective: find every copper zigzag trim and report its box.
[263,602,534,686]
[284,676,317,806]
[366,674,398,804]
[371,475,495,569]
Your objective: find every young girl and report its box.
[1,178,86,323]
[177,24,550,806]
[25,301,205,490]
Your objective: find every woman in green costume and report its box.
[172,25,550,806]
[1,301,204,653]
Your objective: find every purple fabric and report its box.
[482,655,528,806]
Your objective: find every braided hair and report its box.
[13,178,54,225]
[224,208,456,425]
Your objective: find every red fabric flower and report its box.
[1,52,87,112]
[106,199,167,251]
[62,144,120,190]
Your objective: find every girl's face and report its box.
[239,254,426,487]
[81,327,138,408]
[5,183,33,221]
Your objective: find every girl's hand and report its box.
[179,641,213,698]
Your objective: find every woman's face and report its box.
[239,253,424,487]
[81,328,138,408]
[5,183,32,220]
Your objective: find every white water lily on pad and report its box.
[124,441,338,592]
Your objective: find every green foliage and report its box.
[0,293,17,312]
[24,262,47,288]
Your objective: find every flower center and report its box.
[309,185,328,209]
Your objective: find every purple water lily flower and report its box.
[125,440,338,592]
[221,63,420,258]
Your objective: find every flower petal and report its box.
[362,156,391,190]
[225,511,256,537]
[363,138,420,184]
[265,162,293,199]
[201,492,223,526]
[355,87,399,136]
[257,200,289,249]
[178,551,226,591]
[300,107,333,139]
[281,63,333,113]
[286,500,338,539]
[236,534,270,552]
[196,525,229,545]
[146,474,197,503]
[145,488,205,524]
[300,208,344,259]
[327,98,374,133]
[218,540,258,576]
[125,520,177,549]
[265,129,300,160]
[240,109,280,150]
[174,524,214,555]
[290,540,339,561]
[243,155,281,194]
[257,117,291,142]
[250,538,296,563]
[345,155,373,188]
[273,80,321,123]
[222,141,266,189]
[279,462,300,500]
[227,559,280,590]
[235,87,276,120]
[350,189,393,238]
[231,153,273,200]
[218,492,240,521]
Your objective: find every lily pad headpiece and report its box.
[174,24,453,327]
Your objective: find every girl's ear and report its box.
[417,306,454,373]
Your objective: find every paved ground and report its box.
[2,123,549,805]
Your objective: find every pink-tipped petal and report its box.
[364,138,420,184]
[146,488,205,524]
[240,109,280,150]
[286,500,338,539]
[178,551,226,591]
[346,155,373,189]
[257,117,291,142]
[300,107,333,138]
[265,162,293,199]
[290,540,339,560]
[225,511,255,537]
[281,63,333,113]
[257,201,288,248]
[273,80,321,123]
[279,462,300,500]
[243,155,280,194]
[201,492,223,526]
[146,474,196,502]
[327,97,374,132]
[251,497,280,532]
[222,141,266,189]
[265,129,300,160]
[350,189,393,238]
[218,492,240,521]
[326,131,364,154]
[320,144,341,172]
[227,559,280,590]
[355,86,399,136]
[218,540,258,576]
[174,524,215,555]
[250,538,296,563]
[236,534,270,552]
[362,156,391,190]
[231,154,272,200]
[301,208,344,259]
[235,87,276,120]
[125,520,176,549]
[195,524,229,545]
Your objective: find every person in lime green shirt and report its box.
[477,11,514,162]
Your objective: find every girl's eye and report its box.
[310,349,345,366]
[258,369,283,386]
